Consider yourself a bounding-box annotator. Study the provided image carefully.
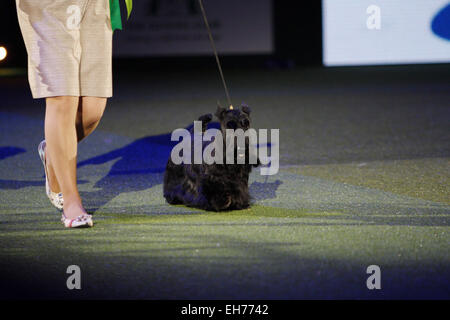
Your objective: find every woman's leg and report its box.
[45,96,85,220]
[76,97,107,142]
[46,97,107,191]
[45,96,107,219]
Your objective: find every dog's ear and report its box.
[198,113,213,132]
[215,104,227,120]
[198,113,213,123]
[241,104,251,116]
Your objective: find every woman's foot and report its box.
[62,201,93,228]
[38,140,64,210]
[61,213,93,228]
[63,201,87,219]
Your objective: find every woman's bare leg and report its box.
[45,96,107,219]
[76,97,107,142]
[45,96,85,220]
[46,97,107,193]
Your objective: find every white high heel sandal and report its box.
[61,213,94,228]
[38,140,64,210]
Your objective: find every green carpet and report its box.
[0,65,449,299]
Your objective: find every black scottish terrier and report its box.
[163,104,259,211]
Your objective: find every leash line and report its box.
[198,0,233,108]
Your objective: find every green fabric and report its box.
[110,0,122,31]
[125,0,133,19]
[110,0,132,31]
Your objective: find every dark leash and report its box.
[198,0,233,109]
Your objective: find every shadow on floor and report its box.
[0,146,26,161]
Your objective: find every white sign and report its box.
[322,0,450,66]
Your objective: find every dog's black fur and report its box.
[163,104,259,211]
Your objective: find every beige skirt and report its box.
[16,0,113,99]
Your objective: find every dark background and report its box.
[0,1,322,69]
